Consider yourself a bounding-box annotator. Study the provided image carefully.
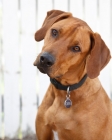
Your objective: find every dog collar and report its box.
[50,74,87,91]
[50,74,87,108]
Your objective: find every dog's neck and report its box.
[50,76,101,108]
[55,66,86,86]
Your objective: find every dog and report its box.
[34,10,112,140]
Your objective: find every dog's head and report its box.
[34,10,111,79]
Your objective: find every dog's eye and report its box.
[71,46,81,52]
[51,29,58,38]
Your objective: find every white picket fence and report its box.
[0,0,112,139]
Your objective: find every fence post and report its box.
[2,0,20,138]
[98,0,111,97]
[0,91,2,138]
[84,0,98,30]
[20,0,37,137]
[70,0,84,19]
[53,0,68,11]
[0,2,2,138]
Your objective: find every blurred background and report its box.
[0,0,112,139]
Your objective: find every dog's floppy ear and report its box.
[86,33,111,79]
[35,10,72,41]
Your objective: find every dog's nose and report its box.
[40,52,55,67]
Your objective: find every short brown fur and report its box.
[34,10,111,140]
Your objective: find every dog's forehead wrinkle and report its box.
[52,17,86,29]
[56,23,82,33]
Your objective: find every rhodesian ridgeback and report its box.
[34,10,112,140]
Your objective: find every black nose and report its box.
[40,52,55,67]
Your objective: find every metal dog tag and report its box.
[64,97,72,108]
[64,87,72,108]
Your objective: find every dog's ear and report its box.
[35,10,72,41]
[86,33,111,79]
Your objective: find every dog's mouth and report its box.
[37,65,63,79]
[34,61,48,74]
[37,66,46,74]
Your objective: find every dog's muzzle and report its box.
[34,52,55,74]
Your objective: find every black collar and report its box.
[50,74,87,91]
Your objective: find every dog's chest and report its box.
[44,102,77,131]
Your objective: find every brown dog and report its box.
[34,10,112,140]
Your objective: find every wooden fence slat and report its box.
[20,0,37,137]
[110,0,112,98]
[0,91,2,138]
[0,2,2,138]
[111,0,112,51]
[37,0,53,105]
[70,0,84,19]
[84,0,98,31]
[98,0,111,46]
[0,47,3,138]
[0,3,2,135]
[98,0,111,97]
[2,0,20,138]
[53,0,68,11]
[21,35,37,137]
[37,0,53,28]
